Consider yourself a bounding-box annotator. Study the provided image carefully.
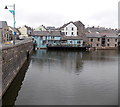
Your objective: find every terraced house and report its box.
[32,21,87,49]
[32,22,118,49]
[0,21,13,43]
[86,27,118,49]
[32,31,63,49]
[59,21,87,46]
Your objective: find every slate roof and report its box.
[31,31,64,36]
[86,27,117,34]
[59,21,84,29]
[86,32,118,38]
[61,36,83,40]
[46,26,56,30]
[9,26,21,34]
[24,25,32,30]
[74,21,85,28]
[0,21,7,29]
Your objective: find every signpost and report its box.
[5,4,16,45]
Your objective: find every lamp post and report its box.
[5,4,16,45]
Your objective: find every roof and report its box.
[86,32,118,38]
[61,36,83,40]
[59,21,84,29]
[9,26,21,34]
[35,25,46,31]
[46,26,56,30]
[74,21,85,28]
[0,21,7,29]
[31,31,64,36]
[24,25,32,30]
[86,27,117,34]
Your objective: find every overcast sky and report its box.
[0,0,119,28]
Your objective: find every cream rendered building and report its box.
[35,25,46,31]
[18,25,32,37]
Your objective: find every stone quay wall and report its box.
[1,39,33,96]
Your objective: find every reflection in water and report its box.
[2,50,118,105]
[32,50,84,75]
[82,50,118,61]
[2,59,31,106]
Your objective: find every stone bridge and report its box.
[0,38,33,97]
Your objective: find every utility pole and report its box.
[5,4,16,45]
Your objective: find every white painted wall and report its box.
[19,26,28,37]
[35,25,46,31]
[63,23,77,36]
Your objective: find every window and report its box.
[41,37,43,40]
[42,40,46,45]
[115,39,117,42]
[97,44,99,47]
[70,41,72,43]
[108,39,110,42]
[107,44,109,47]
[66,27,68,30]
[77,32,78,35]
[61,40,67,43]
[91,39,93,42]
[115,44,117,47]
[52,36,54,39]
[77,41,81,43]
[98,38,100,41]
[91,44,92,47]
[72,27,74,31]
[71,32,74,35]
[66,32,67,35]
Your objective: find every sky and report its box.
[0,0,119,29]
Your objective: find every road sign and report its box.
[14,32,16,35]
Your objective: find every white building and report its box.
[18,25,32,37]
[35,25,46,31]
[62,22,77,36]
[60,21,85,37]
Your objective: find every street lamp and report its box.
[5,4,16,45]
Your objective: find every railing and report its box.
[47,44,86,47]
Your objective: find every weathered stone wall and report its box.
[1,40,33,96]
[88,37,118,49]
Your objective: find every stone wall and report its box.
[88,37,118,49]
[1,40,33,96]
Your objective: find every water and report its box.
[3,50,118,105]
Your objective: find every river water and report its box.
[3,50,118,105]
